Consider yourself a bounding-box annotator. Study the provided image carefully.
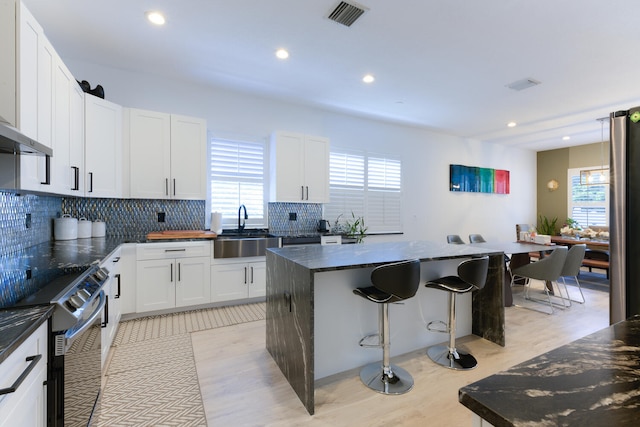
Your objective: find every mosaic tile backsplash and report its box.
[0,192,60,257]
[0,191,206,307]
[61,197,206,241]
[268,202,323,235]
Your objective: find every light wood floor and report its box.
[191,284,609,427]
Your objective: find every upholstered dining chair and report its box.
[510,246,569,314]
[560,244,587,304]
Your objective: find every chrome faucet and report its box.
[238,204,248,233]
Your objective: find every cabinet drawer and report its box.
[0,321,47,413]
[136,241,212,260]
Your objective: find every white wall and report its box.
[68,60,537,243]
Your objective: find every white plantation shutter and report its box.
[568,168,608,228]
[367,157,401,230]
[327,149,402,233]
[210,139,265,227]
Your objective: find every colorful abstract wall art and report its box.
[449,164,510,194]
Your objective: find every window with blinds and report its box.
[568,168,608,228]
[325,150,402,233]
[210,138,266,228]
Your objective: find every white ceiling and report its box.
[22,0,640,151]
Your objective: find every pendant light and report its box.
[580,118,610,185]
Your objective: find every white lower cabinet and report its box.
[118,244,137,315]
[211,257,266,302]
[0,321,47,427]
[101,247,122,368]
[136,242,212,313]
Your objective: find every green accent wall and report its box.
[537,141,609,231]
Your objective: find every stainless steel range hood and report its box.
[0,121,53,156]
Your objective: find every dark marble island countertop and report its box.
[267,240,502,272]
[459,315,640,426]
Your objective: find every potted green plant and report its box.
[345,212,368,243]
[537,215,558,236]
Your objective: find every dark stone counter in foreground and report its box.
[459,315,640,426]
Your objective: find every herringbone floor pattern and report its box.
[97,302,265,426]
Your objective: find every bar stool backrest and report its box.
[447,235,465,244]
[458,256,490,290]
[469,234,487,243]
[371,259,421,300]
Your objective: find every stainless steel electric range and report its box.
[16,263,110,427]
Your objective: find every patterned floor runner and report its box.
[96,302,265,426]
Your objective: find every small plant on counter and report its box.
[537,215,558,236]
[345,212,368,243]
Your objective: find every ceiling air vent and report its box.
[327,1,369,27]
[506,78,541,91]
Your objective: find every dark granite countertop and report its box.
[267,240,502,272]
[0,237,124,309]
[0,305,54,364]
[459,315,640,426]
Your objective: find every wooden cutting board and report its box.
[146,230,218,240]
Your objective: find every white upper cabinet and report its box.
[127,108,207,200]
[270,131,330,203]
[14,3,54,192]
[68,81,85,195]
[50,58,73,194]
[85,96,123,198]
[0,0,17,126]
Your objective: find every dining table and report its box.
[469,241,556,306]
[550,235,609,249]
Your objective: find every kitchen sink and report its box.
[217,228,274,238]
[214,234,281,258]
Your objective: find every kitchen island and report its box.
[265,240,505,415]
[459,315,640,426]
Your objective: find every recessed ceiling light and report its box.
[146,11,166,26]
[362,74,375,83]
[562,136,571,141]
[275,48,289,59]
[507,122,517,128]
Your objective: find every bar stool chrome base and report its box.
[427,344,478,370]
[359,362,414,394]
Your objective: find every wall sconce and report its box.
[547,179,559,191]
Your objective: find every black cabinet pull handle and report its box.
[0,354,42,395]
[88,172,94,193]
[71,166,79,190]
[101,296,109,328]
[40,155,51,185]
[115,273,121,299]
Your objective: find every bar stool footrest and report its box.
[358,333,382,348]
[426,320,448,333]
[427,344,478,370]
[359,362,414,395]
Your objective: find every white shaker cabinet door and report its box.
[170,114,207,200]
[136,259,176,312]
[175,256,211,307]
[128,108,171,199]
[270,132,305,202]
[85,96,123,198]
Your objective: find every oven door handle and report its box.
[65,291,106,343]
